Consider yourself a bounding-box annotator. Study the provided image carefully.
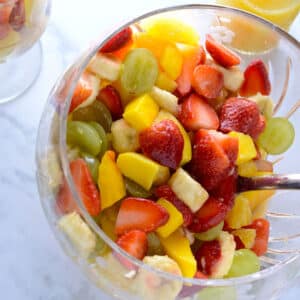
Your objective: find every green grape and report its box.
[225,249,260,278]
[72,101,112,132]
[196,287,237,300]
[194,221,224,241]
[147,232,165,256]
[257,117,295,155]
[89,122,109,158]
[125,177,152,198]
[67,121,102,156]
[81,152,100,183]
[121,48,158,96]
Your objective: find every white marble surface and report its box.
[0,1,299,299]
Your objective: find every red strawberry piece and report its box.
[97,84,123,120]
[0,3,12,24]
[195,239,222,276]
[100,27,132,53]
[233,235,245,250]
[116,229,148,269]
[178,93,219,131]
[9,0,25,31]
[192,64,224,99]
[244,218,270,256]
[176,45,206,96]
[154,185,193,227]
[115,197,169,236]
[69,73,93,113]
[56,159,101,216]
[188,197,228,233]
[205,34,241,68]
[189,129,230,190]
[219,97,266,139]
[139,119,184,169]
[239,59,271,97]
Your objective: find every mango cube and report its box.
[225,194,252,229]
[241,190,275,211]
[159,229,197,278]
[156,198,184,238]
[123,94,159,131]
[229,131,257,165]
[155,110,191,165]
[232,228,256,249]
[155,72,178,92]
[98,151,126,210]
[117,152,169,190]
[160,45,183,80]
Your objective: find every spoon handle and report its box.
[238,174,300,192]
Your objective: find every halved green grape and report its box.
[147,232,165,256]
[121,48,158,96]
[257,117,295,155]
[125,177,153,198]
[194,221,224,241]
[89,122,109,158]
[67,121,102,156]
[225,249,260,278]
[81,152,100,183]
[72,101,112,132]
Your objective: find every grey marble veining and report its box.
[0,1,299,299]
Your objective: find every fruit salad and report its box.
[56,16,296,289]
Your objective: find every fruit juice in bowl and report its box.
[36,5,300,300]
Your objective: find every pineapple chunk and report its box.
[58,212,96,258]
[88,53,121,81]
[168,168,209,213]
[156,198,184,238]
[150,86,179,115]
[123,94,159,131]
[111,119,139,153]
[226,194,252,229]
[155,110,191,165]
[249,93,274,119]
[160,45,183,80]
[241,190,275,211]
[232,229,256,249]
[155,72,177,92]
[159,229,197,278]
[229,131,257,165]
[117,152,169,190]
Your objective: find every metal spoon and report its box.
[238,174,300,192]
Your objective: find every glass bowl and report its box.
[36,4,300,300]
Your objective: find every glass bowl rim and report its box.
[43,3,300,288]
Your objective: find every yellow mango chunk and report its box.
[160,45,183,80]
[155,72,178,93]
[229,131,257,165]
[226,194,252,229]
[117,152,169,190]
[159,229,197,278]
[123,94,159,131]
[98,151,126,210]
[241,190,275,211]
[156,198,184,238]
[142,18,199,45]
[155,110,191,165]
[232,228,256,249]
[238,160,273,178]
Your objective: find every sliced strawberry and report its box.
[69,73,93,113]
[116,229,148,269]
[195,239,222,276]
[100,26,132,53]
[189,129,230,190]
[244,218,270,256]
[0,4,12,24]
[115,197,169,236]
[56,159,101,216]
[205,34,241,68]
[176,45,206,96]
[139,119,184,169]
[219,97,266,139]
[192,64,224,99]
[178,93,219,131]
[9,0,25,31]
[239,59,271,97]
[97,84,123,120]
[154,185,193,227]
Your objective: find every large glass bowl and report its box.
[36,5,300,300]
